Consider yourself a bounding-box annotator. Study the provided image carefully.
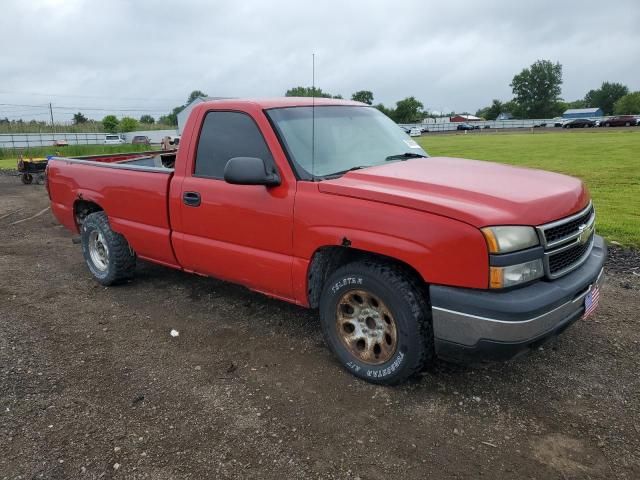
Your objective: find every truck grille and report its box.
[543,204,594,245]
[537,202,595,279]
[547,233,594,276]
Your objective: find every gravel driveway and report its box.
[1,176,638,479]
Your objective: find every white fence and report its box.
[399,116,633,133]
[0,129,178,150]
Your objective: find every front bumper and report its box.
[430,235,607,364]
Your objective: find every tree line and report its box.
[284,87,426,123]
[476,59,640,120]
[78,62,640,134]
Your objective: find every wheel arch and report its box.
[73,198,104,229]
[307,245,428,309]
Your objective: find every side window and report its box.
[194,111,274,178]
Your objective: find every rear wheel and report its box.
[319,261,433,385]
[625,122,630,127]
[81,212,136,285]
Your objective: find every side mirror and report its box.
[224,157,281,187]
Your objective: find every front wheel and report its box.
[21,173,33,184]
[81,212,136,285]
[319,261,434,385]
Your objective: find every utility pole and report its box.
[49,103,54,126]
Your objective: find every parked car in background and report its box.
[456,123,477,131]
[552,118,565,128]
[53,140,69,147]
[104,134,125,145]
[409,127,422,137]
[131,135,151,145]
[563,119,595,128]
[601,116,636,127]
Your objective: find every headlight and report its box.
[490,259,544,288]
[481,226,539,253]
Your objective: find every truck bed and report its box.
[58,150,176,170]
[47,150,179,268]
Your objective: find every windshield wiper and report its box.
[320,165,369,180]
[385,152,427,161]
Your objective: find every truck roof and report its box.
[197,97,366,110]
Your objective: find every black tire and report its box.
[81,212,136,286]
[319,261,434,385]
[625,122,630,127]
[604,123,610,127]
[21,173,33,185]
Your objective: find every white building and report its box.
[177,96,228,134]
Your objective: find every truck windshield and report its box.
[267,106,428,179]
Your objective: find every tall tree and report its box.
[285,86,341,98]
[161,91,209,128]
[510,60,563,118]
[73,112,88,124]
[393,97,424,123]
[373,103,394,118]
[584,82,629,115]
[475,99,503,120]
[187,90,208,104]
[566,99,586,109]
[102,115,119,133]
[613,92,640,115]
[139,114,155,124]
[351,90,374,105]
[119,117,138,132]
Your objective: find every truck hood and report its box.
[318,157,590,227]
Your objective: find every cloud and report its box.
[1,0,639,120]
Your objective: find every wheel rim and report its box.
[336,289,398,365]
[88,230,109,271]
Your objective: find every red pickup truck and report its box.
[47,98,606,385]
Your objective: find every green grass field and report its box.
[417,130,640,247]
[1,130,638,247]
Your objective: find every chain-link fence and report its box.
[0,129,178,159]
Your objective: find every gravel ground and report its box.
[1,176,639,479]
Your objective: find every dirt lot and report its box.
[1,174,639,479]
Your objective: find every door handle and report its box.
[183,191,201,207]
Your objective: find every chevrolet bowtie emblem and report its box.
[577,224,591,244]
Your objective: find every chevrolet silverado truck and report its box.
[46,98,606,385]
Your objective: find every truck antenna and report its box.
[311,53,316,181]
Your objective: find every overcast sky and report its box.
[1,0,639,121]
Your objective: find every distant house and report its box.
[177,96,229,134]
[562,107,603,119]
[449,114,482,122]
[496,112,513,121]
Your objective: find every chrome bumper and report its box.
[430,235,606,362]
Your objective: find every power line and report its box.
[0,89,182,103]
[54,106,169,112]
[0,103,48,108]
[0,102,170,113]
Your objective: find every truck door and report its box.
[171,110,296,300]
